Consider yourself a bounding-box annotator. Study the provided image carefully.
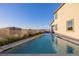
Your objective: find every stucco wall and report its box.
[52,4,79,40]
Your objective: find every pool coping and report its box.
[54,33,79,46]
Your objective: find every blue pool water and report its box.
[2,33,58,54]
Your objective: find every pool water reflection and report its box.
[54,35,79,55]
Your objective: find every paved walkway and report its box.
[55,33,79,46]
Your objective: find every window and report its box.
[54,13,57,20]
[67,20,74,31]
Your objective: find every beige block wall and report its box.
[0,29,10,38]
[9,29,22,37]
[21,29,29,37]
[0,28,22,38]
[52,3,79,40]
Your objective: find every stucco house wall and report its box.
[51,3,79,40]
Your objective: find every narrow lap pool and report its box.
[2,33,57,54]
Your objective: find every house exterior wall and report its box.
[51,3,79,40]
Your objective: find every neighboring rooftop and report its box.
[2,27,22,30]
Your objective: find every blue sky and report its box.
[0,3,60,29]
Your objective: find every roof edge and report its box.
[50,19,54,26]
[50,3,65,26]
[54,3,65,14]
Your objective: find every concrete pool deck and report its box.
[0,34,44,53]
[55,33,79,46]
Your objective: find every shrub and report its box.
[0,32,44,46]
[0,40,7,46]
[6,37,18,43]
[22,34,28,39]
